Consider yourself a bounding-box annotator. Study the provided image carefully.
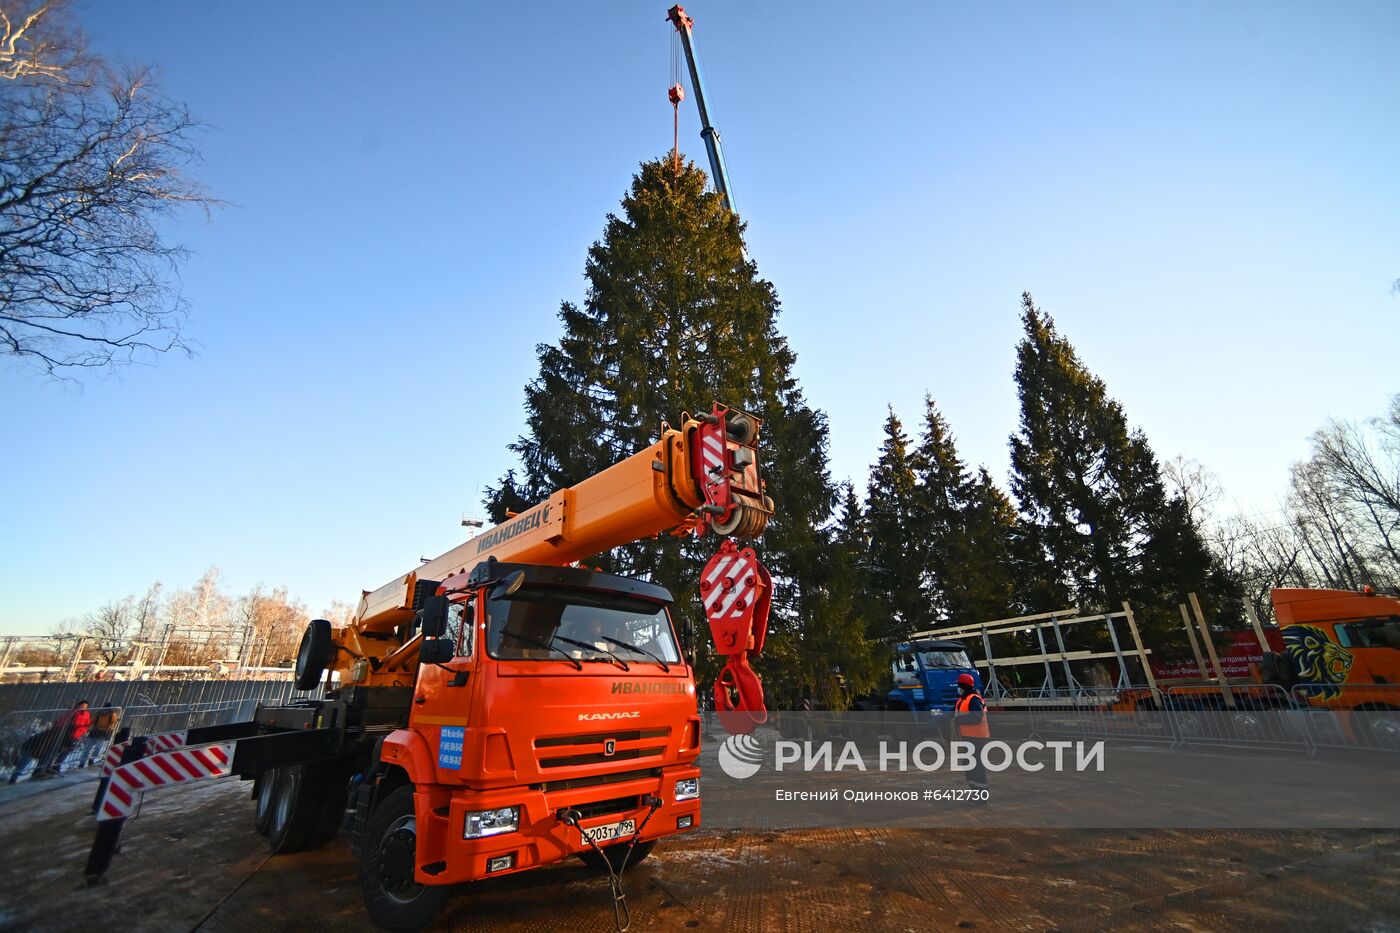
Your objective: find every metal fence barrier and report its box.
[1016,687,1178,744]
[1,679,323,784]
[1,706,122,781]
[1290,683,1400,752]
[1161,684,1310,752]
[1006,682,1400,757]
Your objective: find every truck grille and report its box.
[536,767,659,793]
[533,727,671,770]
[535,727,670,748]
[538,746,666,768]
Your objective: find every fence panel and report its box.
[1014,686,1177,744]
[1162,684,1309,753]
[1290,683,1400,753]
[1,679,323,783]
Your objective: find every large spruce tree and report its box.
[486,158,879,707]
[857,397,1034,640]
[862,409,935,641]
[1008,293,1239,638]
[913,396,1028,626]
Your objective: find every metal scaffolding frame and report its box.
[910,601,1159,704]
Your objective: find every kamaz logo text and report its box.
[578,711,641,721]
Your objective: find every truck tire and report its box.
[267,765,320,854]
[294,619,334,691]
[254,769,279,836]
[360,785,449,932]
[304,762,352,850]
[1360,706,1400,750]
[579,840,655,872]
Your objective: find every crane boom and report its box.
[667,5,736,213]
[334,404,772,692]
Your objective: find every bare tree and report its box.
[1288,458,1374,590]
[156,568,230,665]
[1164,455,1223,527]
[237,585,308,668]
[319,599,356,627]
[1,0,217,375]
[1208,510,1305,622]
[83,598,134,663]
[1308,398,1400,572]
[130,580,162,641]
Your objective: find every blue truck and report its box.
[881,639,983,731]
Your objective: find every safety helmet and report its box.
[957,673,976,688]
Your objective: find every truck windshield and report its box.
[487,586,681,665]
[918,650,971,669]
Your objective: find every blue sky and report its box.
[2,1,1396,635]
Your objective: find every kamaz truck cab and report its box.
[886,639,982,725]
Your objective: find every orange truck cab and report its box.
[385,562,702,890]
[1270,586,1400,703]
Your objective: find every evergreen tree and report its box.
[947,467,1026,624]
[911,396,1027,627]
[775,483,886,707]
[1008,293,1239,638]
[909,397,960,622]
[861,409,934,641]
[486,158,879,707]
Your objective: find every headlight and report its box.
[464,806,520,839]
[675,777,700,801]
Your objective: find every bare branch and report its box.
[0,1,219,376]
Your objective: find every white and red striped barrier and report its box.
[96,742,235,821]
[101,731,187,778]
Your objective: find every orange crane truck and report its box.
[87,404,774,930]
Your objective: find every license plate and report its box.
[581,818,635,844]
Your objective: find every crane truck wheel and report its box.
[294,619,333,691]
[360,785,449,931]
[579,840,655,872]
[305,762,353,849]
[266,765,321,854]
[254,768,280,836]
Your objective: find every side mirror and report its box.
[420,638,455,665]
[418,594,449,638]
[490,570,526,600]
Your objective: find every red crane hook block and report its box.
[700,539,771,734]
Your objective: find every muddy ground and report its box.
[2,773,1398,932]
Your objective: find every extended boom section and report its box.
[327,404,773,705]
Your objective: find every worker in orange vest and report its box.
[952,673,990,793]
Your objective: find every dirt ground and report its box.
[2,774,1399,932]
